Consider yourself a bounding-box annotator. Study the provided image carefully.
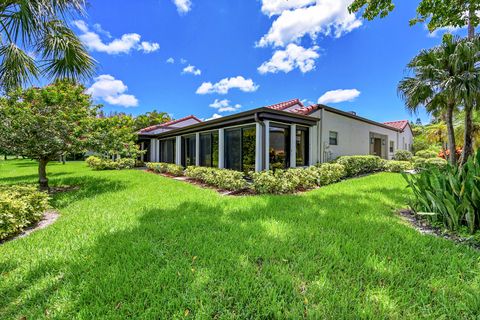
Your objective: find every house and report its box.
[137,99,414,172]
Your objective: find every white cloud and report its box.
[73,20,160,54]
[173,0,192,14]
[261,0,316,16]
[92,23,112,38]
[209,99,242,112]
[206,113,223,121]
[182,65,202,76]
[196,76,259,95]
[258,44,320,74]
[426,25,462,38]
[180,58,188,64]
[318,89,360,104]
[166,57,175,63]
[257,0,362,48]
[87,74,139,107]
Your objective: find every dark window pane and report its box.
[212,131,219,167]
[160,139,176,163]
[329,131,338,146]
[296,128,309,166]
[225,129,241,171]
[183,135,196,166]
[269,126,290,170]
[200,133,212,167]
[242,127,256,174]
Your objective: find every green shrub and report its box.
[415,150,438,159]
[146,162,183,176]
[0,185,50,240]
[316,163,346,185]
[403,151,480,233]
[384,160,413,172]
[336,155,384,177]
[251,170,298,194]
[424,158,448,169]
[185,166,247,191]
[86,156,135,170]
[166,164,184,176]
[394,150,413,161]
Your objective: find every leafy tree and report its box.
[134,110,170,131]
[349,0,479,38]
[0,0,95,92]
[398,34,462,164]
[89,114,144,160]
[0,81,96,189]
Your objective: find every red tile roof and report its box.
[265,98,304,111]
[290,104,319,115]
[138,115,202,133]
[383,120,409,131]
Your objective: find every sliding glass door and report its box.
[269,125,290,170]
[296,127,309,167]
[199,131,219,167]
[182,135,196,166]
[225,126,255,173]
[159,139,176,163]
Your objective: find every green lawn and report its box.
[1,160,479,319]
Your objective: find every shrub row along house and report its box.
[137,99,414,172]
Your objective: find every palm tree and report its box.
[0,0,95,93]
[398,35,460,165]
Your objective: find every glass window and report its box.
[225,129,242,171]
[296,128,309,166]
[329,131,338,146]
[389,141,394,153]
[160,139,176,163]
[182,135,196,166]
[225,126,256,173]
[269,125,290,170]
[199,131,219,167]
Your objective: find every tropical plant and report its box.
[403,151,480,233]
[0,0,95,93]
[0,81,96,189]
[133,110,171,131]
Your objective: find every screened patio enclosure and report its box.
[142,108,318,173]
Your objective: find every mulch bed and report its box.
[398,209,480,250]
[48,185,80,195]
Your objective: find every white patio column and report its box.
[156,139,160,162]
[195,132,200,166]
[264,120,270,170]
[218,129,225,169]
[255,122,263,172]
[290,124,297,168]
[150,139,156,162]
[175,136,182,166]
[309,125,317,165]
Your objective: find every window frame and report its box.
[329,131,338,146]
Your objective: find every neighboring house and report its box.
[137,99,414,172]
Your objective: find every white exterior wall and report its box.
[315,110,407,162]
[398,124,414,152]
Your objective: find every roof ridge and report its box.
[265,98,304,111]
[139,115,202,133]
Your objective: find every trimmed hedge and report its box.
[384,160,413,172]
[415,150,438,159]
[413,157,448,171]
[185,166,247,191]
[336,155,384,177]
[0,185,50,240]
[394,150,413,161]
[316,163,346,185]
[86,156,136,170]
[146,162,184,176]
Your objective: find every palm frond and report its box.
[0,43,38,92]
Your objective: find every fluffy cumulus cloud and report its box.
[258,44,320,74]
[166,57,175,63]
[209,99,242,112]
[206,113,223,121]
[182,65,202,76]
[317,89,360,104]
[196,76,259,95]
[257,0,362,48]
[73,20,160,55]
[87,75,139,107]
[173,0,192,14]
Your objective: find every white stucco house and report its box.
[137,99,413,172]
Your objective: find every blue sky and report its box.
[74,0,467,124]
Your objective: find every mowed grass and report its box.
[1,160,479,319]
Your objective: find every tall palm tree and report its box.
[0,0,95,93]
[398,35,460,165]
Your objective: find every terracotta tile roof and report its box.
[383,120,409,131]
[290,104,319,115]
[138,115,202,133]
[265,98,304,111]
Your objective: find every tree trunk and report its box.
[468,4,475,39]
[444,105,457,165]
[38,158,49,190]
[460,108,474,164]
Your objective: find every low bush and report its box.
[316,163,346,185]
[336,155,384,177]
[146,162,184,176]
[185,166,247,191]
[384,160,414,172]
[424,157,448,169]
[415,150,438,159]
[394,150,413,161]
[86,156,136,170]
[251,170,298,194]
[0,185,50,240]
[404,151,480,233]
